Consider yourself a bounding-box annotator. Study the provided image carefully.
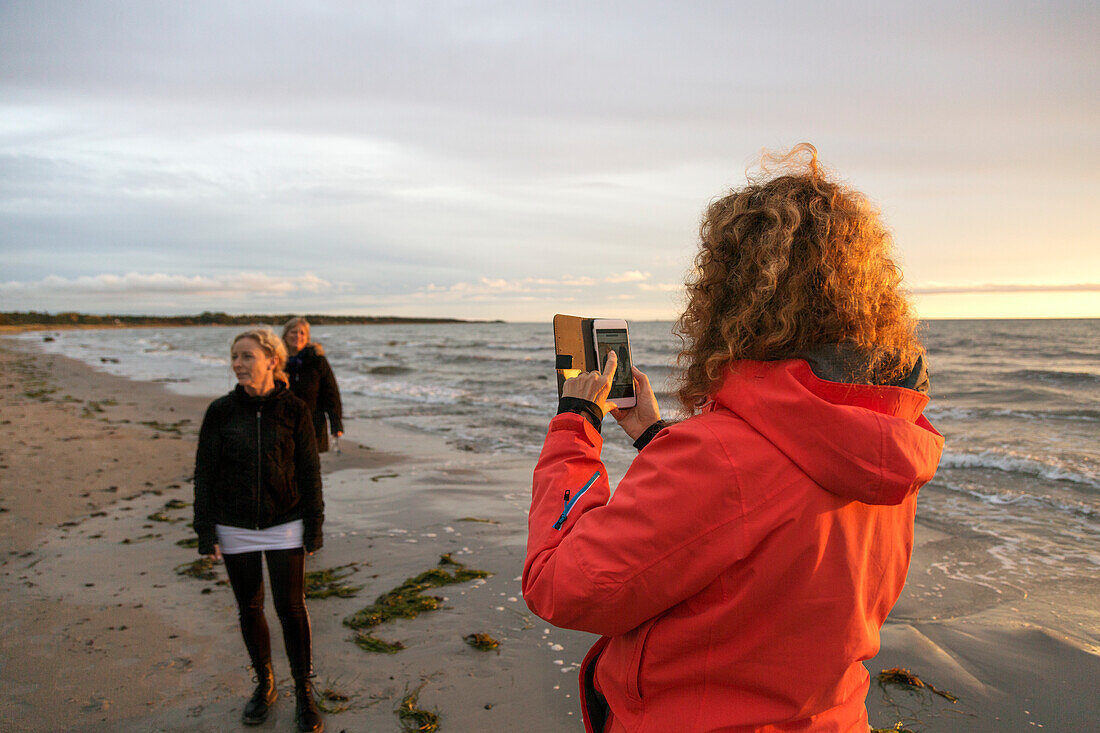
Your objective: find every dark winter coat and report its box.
[193,383,323,555]
[286,345,343,453]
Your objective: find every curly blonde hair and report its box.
[232,328,289,386]
[675,143,922,411]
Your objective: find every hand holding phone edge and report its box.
[560,320,662,439]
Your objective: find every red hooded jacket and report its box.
[523,359,944,732]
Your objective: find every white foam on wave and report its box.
[925,405,1099,423]
[940,449,1099,488]
[939,480,1099,520]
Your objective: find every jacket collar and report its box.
[232,381,289,405]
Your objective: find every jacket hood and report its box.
[712,359,944,505]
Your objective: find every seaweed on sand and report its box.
[877,667,958,703]
[163,498,188,510]
[343,555,490,630]
[463,633,499,651]
[352,631,406,654]
[871,724,915,733]
[305,563,364,599]
[457,516,500,524]
[397,685,439,733]
[317,686,351,714]
[175,557,219,581]
[176,537,199,548]
[140,420,184,434]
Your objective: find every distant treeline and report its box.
[1,311,487,327]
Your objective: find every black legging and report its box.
[222,548,312,679]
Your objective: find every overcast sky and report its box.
[1,1,1097,320]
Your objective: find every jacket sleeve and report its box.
[523,413,746,637]
[318,356,343,435]
[295,401,324,551]
[193,402,220,555]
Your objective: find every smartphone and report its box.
[591,318,636,409]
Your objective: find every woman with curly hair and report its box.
[524,144,944,732]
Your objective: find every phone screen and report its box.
[594,328,634,400]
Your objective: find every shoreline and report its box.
[1,337,1097,731]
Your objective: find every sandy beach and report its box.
[1,335,1098,732]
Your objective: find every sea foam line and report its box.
[939,450,1099,489]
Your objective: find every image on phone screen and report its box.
[595,329,634,400]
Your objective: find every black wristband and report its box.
[557,396,603,433]
[633,420,671,451]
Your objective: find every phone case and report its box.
[553,314,598,399]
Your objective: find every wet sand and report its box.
[1,337,1097,732]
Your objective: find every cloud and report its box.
[0,271,333,298]
[912,282,1100,295]
[637,282,681,292]
[412,271,673,302]
[413,275,597,301]
[605,270,650,284]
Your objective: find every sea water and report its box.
[13,319,1099,599]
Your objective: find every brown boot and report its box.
[242,661,278,725]
[294,677,324,733]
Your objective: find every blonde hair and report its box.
[232,328,289,386]
[282,316,310,340]
[676,143,922,411]
[282,316,323,354]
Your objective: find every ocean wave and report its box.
[932,480,1099,523]
[924,405,1100,422]
[1004,368,1100,387]
[345,379,467,405]
[939,450,1099,488]
[366,365,412,376]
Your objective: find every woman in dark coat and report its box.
[193,328,325,732]
[282,317,343,453]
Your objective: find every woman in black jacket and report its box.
[282,318,343,453]
[193,328,325,732]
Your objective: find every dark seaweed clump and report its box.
[305,563,363,599]
[175,557,219,581]
[463,633,499,651]
[344,555,490,630]
[352,631,406,654]
[317,686,351,714]
[397,686,438,733]
[877,667,958,703]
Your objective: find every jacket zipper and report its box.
[255,407,262,529]
[553,471,600,530]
